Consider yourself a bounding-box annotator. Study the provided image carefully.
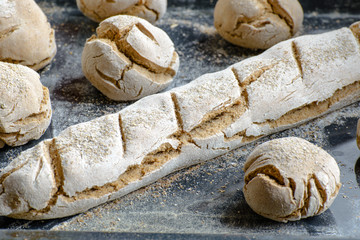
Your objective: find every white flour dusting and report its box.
[0,0,15,18]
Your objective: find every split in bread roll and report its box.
[1,22,360,220]
[0,0,57,71]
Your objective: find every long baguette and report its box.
[1,22,360,220]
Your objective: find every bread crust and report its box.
[76,0,167,23]
[82,15,179,101]
[0,62,52,148]
[243,137,341,222]
[214,0,304,49]
[0,0,56,70]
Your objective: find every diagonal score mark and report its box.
[135,22,160,46]
[291,41,303,79]
[118,114,127,153]
[170,92,184,131]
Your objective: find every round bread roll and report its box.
[82,15,179,101]
[76,0,167,23]
[0,0,56,71]
[0,62,52,148]
[243,137,341,222]
[214,0,303,49]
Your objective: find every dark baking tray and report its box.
[1,0,360,238]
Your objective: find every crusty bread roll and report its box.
[0,0,56,71]
[243,137,341,222]
[82,15,179,101]
[76,0,167,23]
[0,62,52,148]
[1,22,359,220]
[214,0,303,49]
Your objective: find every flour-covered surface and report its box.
[0,0,360,238]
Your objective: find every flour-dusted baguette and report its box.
[1,22,360,220]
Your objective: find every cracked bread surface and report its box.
[0,0,56,71]
[0,62,52,148]
[76,0,167,23]
[0,23,359,220]
[82,15,179,101]
[214,0,303,49]
[243,137,341,222]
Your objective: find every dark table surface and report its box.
[1,0,360,239]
